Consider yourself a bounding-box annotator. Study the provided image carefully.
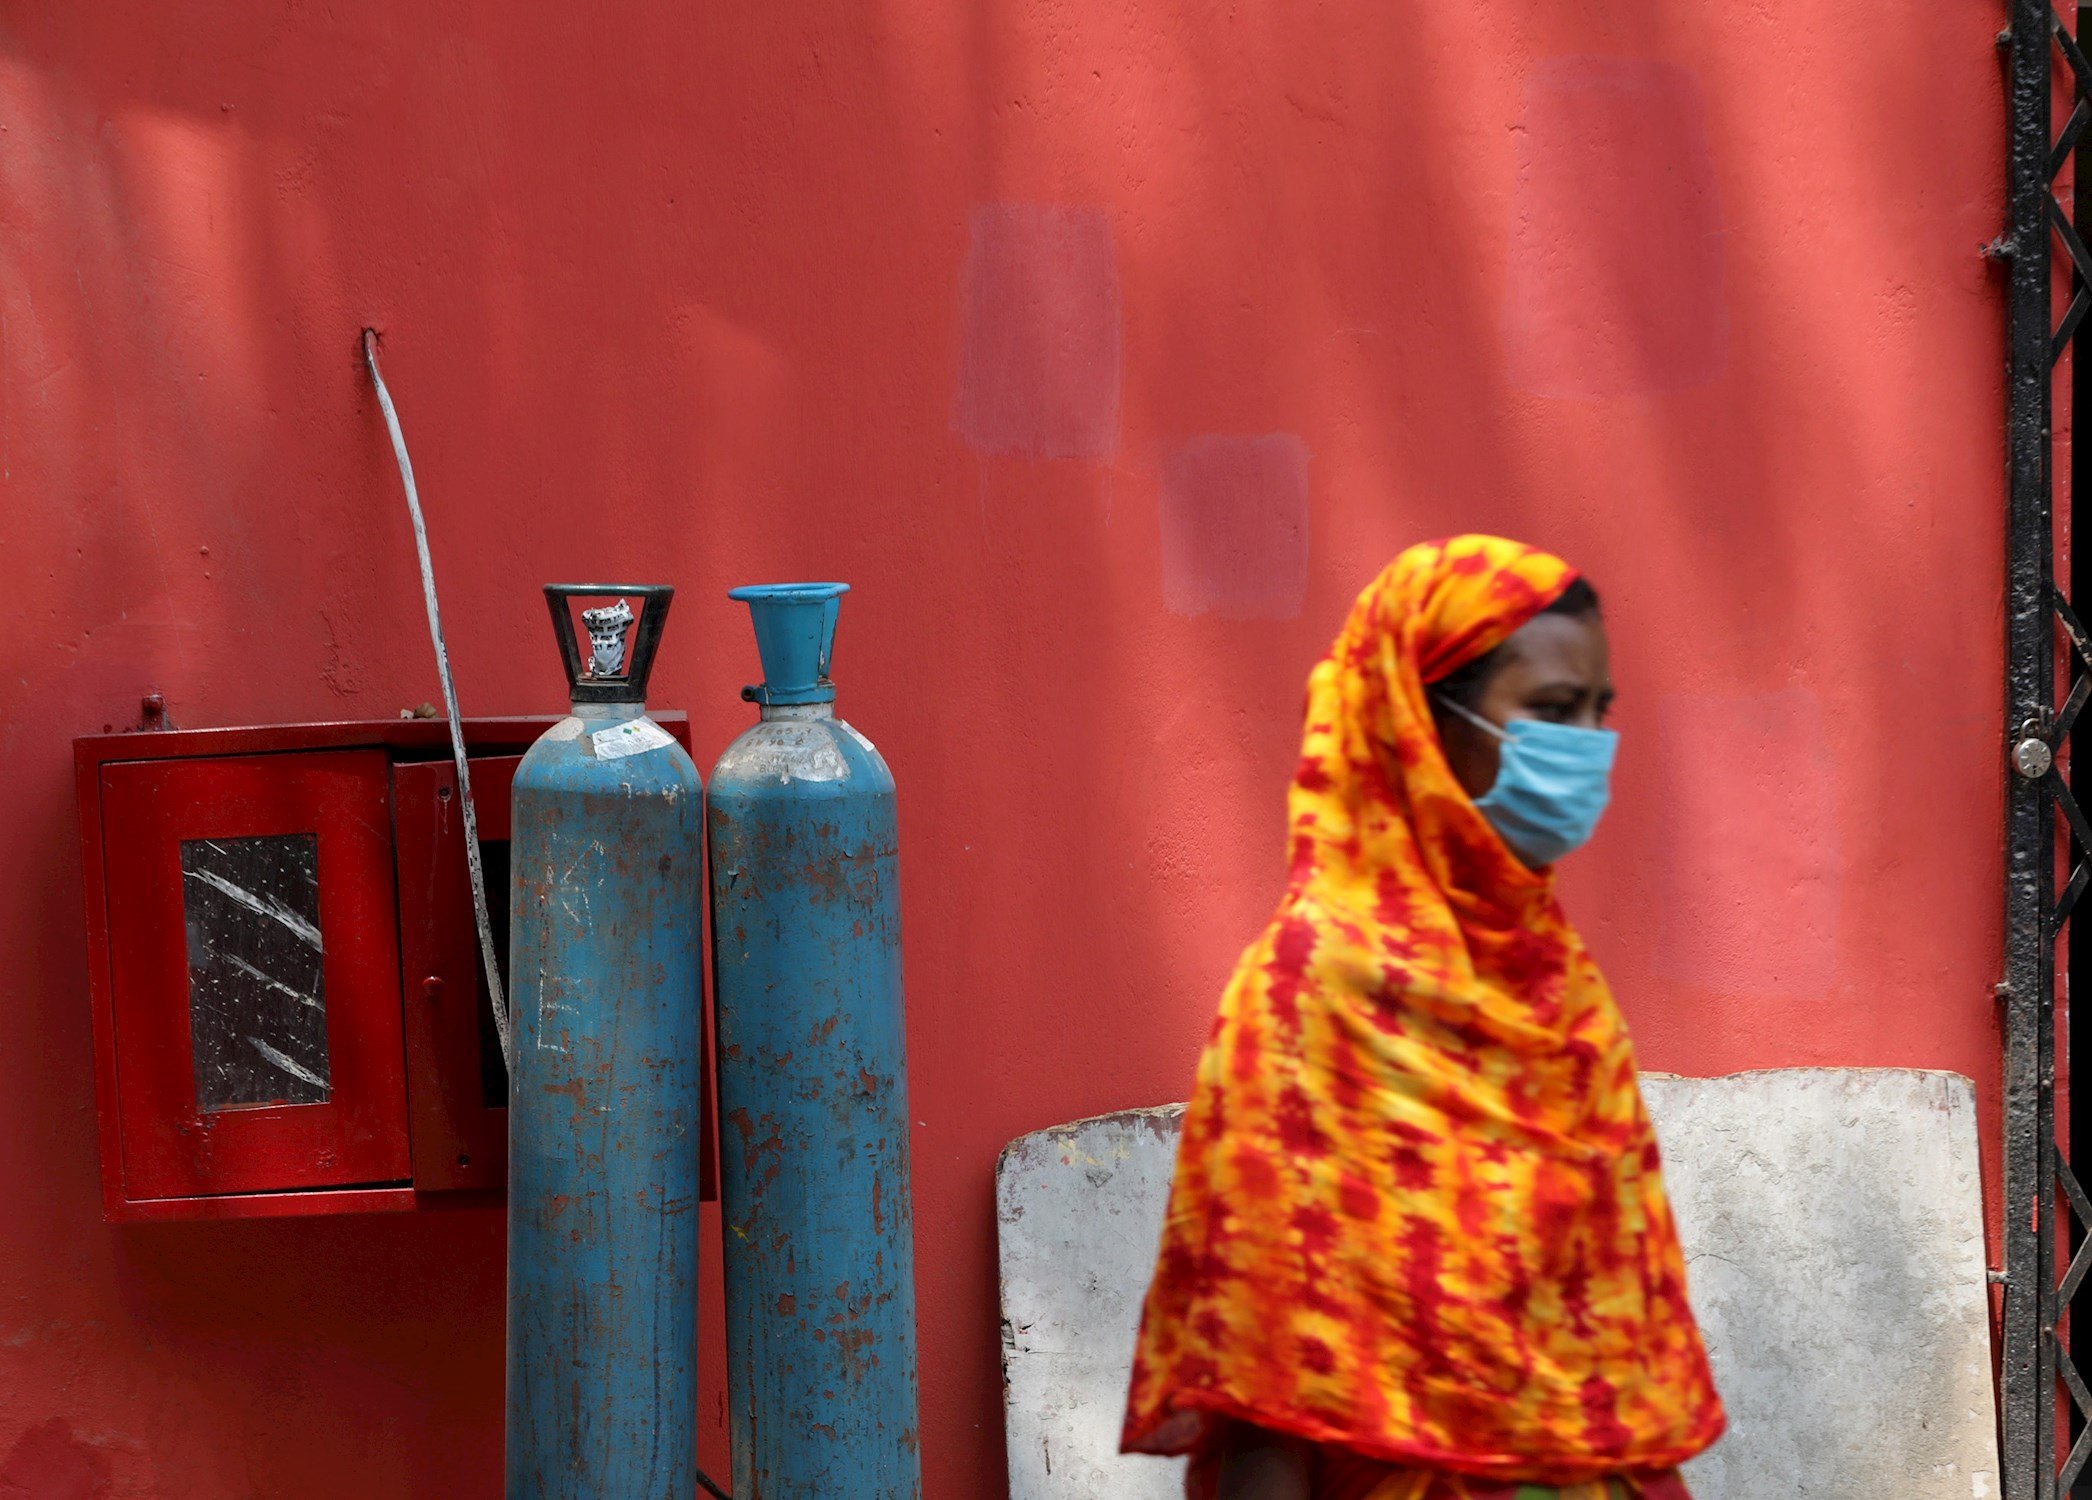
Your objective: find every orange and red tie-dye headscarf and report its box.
[1122,536,1724,1484]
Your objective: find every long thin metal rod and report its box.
[362,330,512,1070]
[2005,6,2063,1496]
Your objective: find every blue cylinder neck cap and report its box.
[729,582,849,705]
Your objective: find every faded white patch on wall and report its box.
[1158,433,1311,622]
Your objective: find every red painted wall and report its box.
[0,3,2008,1495]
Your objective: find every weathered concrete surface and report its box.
[997,1069,1997,1500]
[1000,1107,1189,1499]
[1643,1070,1997,1499]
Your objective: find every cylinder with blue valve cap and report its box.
[708,582,923,1498]
[507,584,704,1500]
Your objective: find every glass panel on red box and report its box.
[179,833,330,1109]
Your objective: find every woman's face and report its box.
[1434,610,1613,802]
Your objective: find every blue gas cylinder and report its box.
[507,585,703,1500]
[708,582,922,1498]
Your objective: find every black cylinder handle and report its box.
[544,584,674,704]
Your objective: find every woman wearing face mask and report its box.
[1121,536,1723,1500]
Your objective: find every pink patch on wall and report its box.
[1505,57,1727,398]
[0,1420,113,1500]
[1159,434,1312,620]
[1653,690,1839,997]
[954,204,1121,459]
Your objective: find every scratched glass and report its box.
[179,834,330,1109]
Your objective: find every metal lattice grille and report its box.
[2005,6,2092,1497]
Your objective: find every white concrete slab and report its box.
[997,1069,1998,1500]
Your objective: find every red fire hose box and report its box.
[73,716,714,1223]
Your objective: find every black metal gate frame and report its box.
[2006,4,2092,1496]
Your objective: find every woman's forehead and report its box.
[1494,610,1610,680]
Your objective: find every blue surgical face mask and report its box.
[1434,695,1619,867]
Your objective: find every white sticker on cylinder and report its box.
[592,719,676,760]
